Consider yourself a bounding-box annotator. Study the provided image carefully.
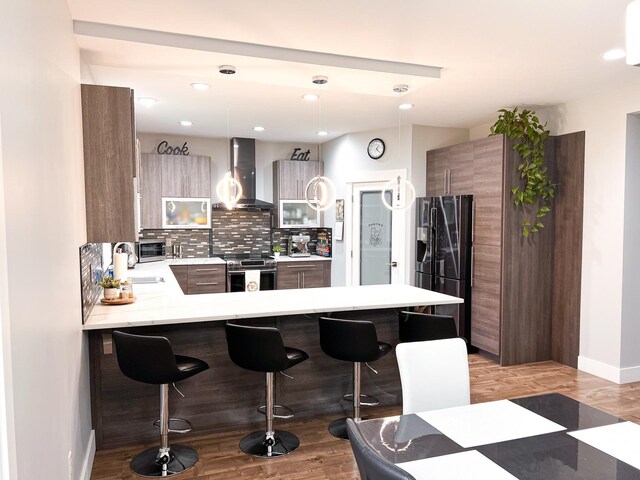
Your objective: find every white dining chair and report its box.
[396,337,470,414]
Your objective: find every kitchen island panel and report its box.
[90,310,403,450]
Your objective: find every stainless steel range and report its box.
[225,254,277,292]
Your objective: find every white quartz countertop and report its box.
[84,260,461,331]
[273,255,331,262]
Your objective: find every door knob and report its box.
[386,261,398,267]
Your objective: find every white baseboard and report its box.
[79,430,95,480]
[578,356,640,384]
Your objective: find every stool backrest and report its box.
[319,317,380,362]
[112,331,180,385]
[398,311,458,343]
[396,337,470,414]
[225,323,288,372]
[346,418,416,480]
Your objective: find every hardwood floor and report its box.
[91,355,640,479]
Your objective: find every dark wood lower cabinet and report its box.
[169,264,225,294]
[89,309,400,450]
[277,261,331,289]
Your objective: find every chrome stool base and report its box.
[239,430,300,457]
[129,444,197,477]
[342,393,379,407]
[328,417,350,440]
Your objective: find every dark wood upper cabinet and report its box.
[81,84,137,243]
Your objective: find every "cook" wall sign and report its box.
[156,141,190,155]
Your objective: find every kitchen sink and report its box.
[130,276,164,284]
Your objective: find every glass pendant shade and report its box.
[381,175,416,210]
[305,175,335,211]
[627,0,640,65]
[215,171,243,210]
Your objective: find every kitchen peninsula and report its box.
[85,261,462,449]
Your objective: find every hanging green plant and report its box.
[490,107,555,237]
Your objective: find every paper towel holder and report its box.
[113,242,138,269]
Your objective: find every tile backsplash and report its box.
[210,210,272,255]
[79,243,103,324]
[140,229,212,258]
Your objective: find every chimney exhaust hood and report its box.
[213,137,276,210]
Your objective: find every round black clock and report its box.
[367,138,385,159]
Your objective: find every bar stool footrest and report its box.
[257,404,295,419]
[153,417,192,434]
[342,393,380,407]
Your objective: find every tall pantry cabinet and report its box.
[426,133,584,367]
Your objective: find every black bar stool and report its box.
[319,317,392,439]
[225,323,309,457]
[112,331,209,478]
[398,311,458,343]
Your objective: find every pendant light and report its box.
[305,75,335,212]
[381,84,416,211]
[215,65,243,209]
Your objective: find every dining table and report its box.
[355,393,640,479]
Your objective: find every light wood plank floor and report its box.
[91,355,640,479]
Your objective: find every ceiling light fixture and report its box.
[253,126,265,132]
[398,103,414,110]
[305,75,335,212]
[302,94,319,101]
[179,120,193,126]
[602,49,626,61]
[215,65,243,209]
[627,0,640,66]
[137,97,158,107]
[190,82,210,90]
[382,85,416,211]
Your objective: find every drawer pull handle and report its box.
[286,265,311,269]
[195,268,219,272]
[196,282,219,286]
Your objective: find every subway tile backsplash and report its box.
[139,229,212,258]
[79,242,103,324]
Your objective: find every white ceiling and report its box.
[69,0,639,143]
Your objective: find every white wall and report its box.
[621,114,640,374]
[137,133,318,203]
[0,0,93,478]
[323,125,468,287]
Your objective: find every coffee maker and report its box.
[288,235,311,257]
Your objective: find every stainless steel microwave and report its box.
[135,239,166,263]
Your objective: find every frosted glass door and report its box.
[359,190,392,285]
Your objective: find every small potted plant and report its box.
[98,276,121,300]
[272,245,282,258]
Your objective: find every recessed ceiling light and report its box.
[399,103,414,110]
[137,97,158,107]
[602,49,626,60]
[303,94,319,101]
[191,82,210,91]
[253,126,265,132]
[317,131,328,136]
[180,120,192,127]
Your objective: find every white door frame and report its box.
[345,169,409,286]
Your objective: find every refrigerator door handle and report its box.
[472,199,476,243]
[431,206,438,275]
[470,246,475,287]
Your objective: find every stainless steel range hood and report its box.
[212,137,276,210]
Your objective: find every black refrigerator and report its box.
[415,195,473,345]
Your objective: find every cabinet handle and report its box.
[297,272,300,289]
[447,169,451,194]
[195,268,219,272]
[302,271,305,288]
[286,265,311,269]
[196,282,219,286]
[443,171,447,194]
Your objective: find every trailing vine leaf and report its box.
[490,107,555,237]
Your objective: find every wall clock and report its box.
[367,138,385,159]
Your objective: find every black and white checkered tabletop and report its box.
[356,393,640,479]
